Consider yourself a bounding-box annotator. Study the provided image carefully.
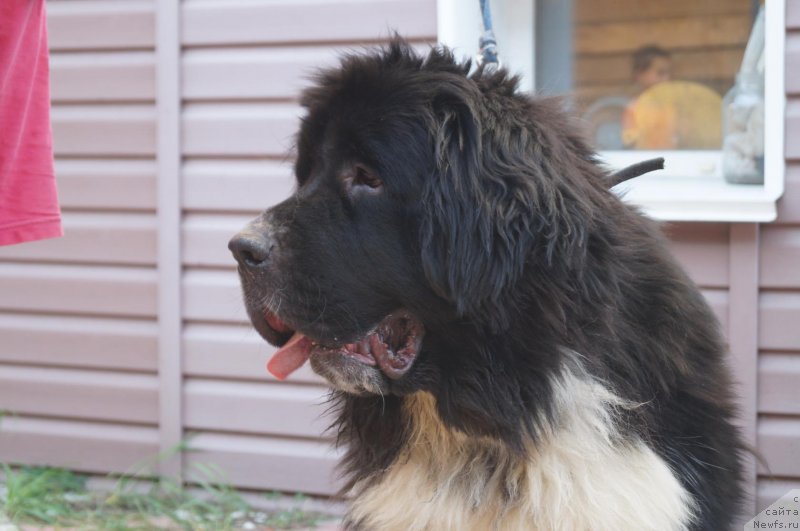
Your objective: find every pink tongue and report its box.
[267,332,313,380]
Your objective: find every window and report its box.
[437,0,785,222]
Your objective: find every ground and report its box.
[0,465,341,530]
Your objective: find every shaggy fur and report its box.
[231,40,745,530]
[346,354,696,530]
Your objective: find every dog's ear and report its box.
[419,82,545,331]
[419,79,596,330]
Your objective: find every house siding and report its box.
[0,0,796,514]
[756,0,800,510]
[0,0,437,496]
[176,0,437,495]
[0,0,161,474]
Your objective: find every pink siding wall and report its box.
[756,0,800,509]
[176,0,437,495]
[0,0,437,496]
[0,0,161,474]
[0,0,796,512]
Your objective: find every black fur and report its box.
[234,40,745,530]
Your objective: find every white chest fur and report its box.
[347,362,695,531]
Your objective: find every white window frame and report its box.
[437,0,786,222]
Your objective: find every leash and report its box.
[608,158,665,187]
[478,0,500,70]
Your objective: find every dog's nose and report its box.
[228,233,273,268]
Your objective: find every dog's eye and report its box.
[351,164,383,190]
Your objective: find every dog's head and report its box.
[230,40,604,399]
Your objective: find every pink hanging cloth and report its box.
[0,0,62,246]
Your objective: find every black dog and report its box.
[229,40,744,530]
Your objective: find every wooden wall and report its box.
[573,0,753,110]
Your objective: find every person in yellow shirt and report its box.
[622,45,672,148]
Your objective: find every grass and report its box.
[0,463,329,530]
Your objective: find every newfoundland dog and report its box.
[229,40,744,530]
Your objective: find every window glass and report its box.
[536,0,761,152]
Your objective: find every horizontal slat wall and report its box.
[183,381,329,437]
[0,366,158,424]
[182,161,295,212]
[788,101,800,160]
[754,1,800,511]
[663,223,730,288]
[182,47,341,101]
[0,417,159,475]
[181,0,436,46]
[572,0,752,111]
[0,314,157,372]
[47,0,155,50]
[0,0,158,475]
[185,433,342,495]
[54,160,157,211]
[0,213,156,265]
[177,0,437,496]
[758,354,800,414]
[0,264,156,317]
[662,224,731,344]
[50,51,155,102]
[182,104,299,157]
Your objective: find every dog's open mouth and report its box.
[263,309,424,381]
